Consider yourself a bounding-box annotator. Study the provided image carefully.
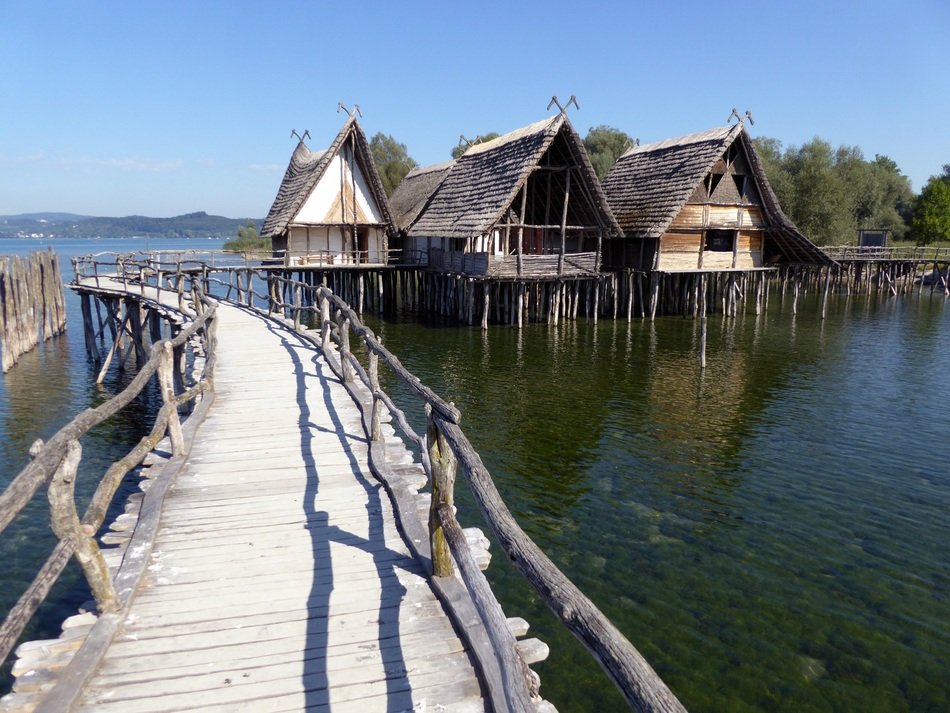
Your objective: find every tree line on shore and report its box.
[367,127,949,247]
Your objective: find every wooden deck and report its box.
[44,296,485,712]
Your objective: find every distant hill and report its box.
[0,212,262,240]
[3,212,92,222]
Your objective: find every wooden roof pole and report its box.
[559,169,571,276]
[351,138,358,262]
[516,185,527,276]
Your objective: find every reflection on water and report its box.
[368,291,950,712]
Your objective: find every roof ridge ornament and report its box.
[547,95,580,116]
[290,129,311,143]
[727,108,755,126]
[457,134,476,153]
[337,102,363,118]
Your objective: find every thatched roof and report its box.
[602,124,833,265]
[396,114,621,239]
[261,117,395,238]
[389,159,455,231]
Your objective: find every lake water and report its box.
[1,239,948,711]
[0,237,225,690]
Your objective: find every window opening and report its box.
[705,229,735,252]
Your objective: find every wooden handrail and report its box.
[59,254,685,712]
[821,245,950,261]
[0,280,217,669]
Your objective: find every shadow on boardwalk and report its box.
[264,314,415,709]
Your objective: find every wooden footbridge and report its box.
[0,252,685,712]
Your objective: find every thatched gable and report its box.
[389,159,455,232]
[261,117,396,239]
[402,114,621,240]
[603,124,831,265]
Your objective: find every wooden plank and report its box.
[76,670,485,713]
[659,233,700,252]
[93,630,468,688]
[669,204,705,228]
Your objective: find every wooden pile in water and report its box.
[0,250,67,372]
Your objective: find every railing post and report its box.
[426,408,456,577]
[320,291,332,348]
[294,283,302,330]
[369,346,382,443]
[177,270,185,312]
[246,269,253,307]
[158,341,184,455]
[338,313,354,383]
[48,440,120,614]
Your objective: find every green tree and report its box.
[783,138,853,245]
[753,137,796,210]
[753,137,914,245]
[369,133,417,196]
[237,220,259,241]
[865,155,915,240]
[451,132,500,159]
[911,175,950,245]
[584,125,634,180]
[224,220,269,252]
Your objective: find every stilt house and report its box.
[601,123,830,272]
[390,114,621,278]
[261,117,396,266]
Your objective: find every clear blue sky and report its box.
[2,0,948,219]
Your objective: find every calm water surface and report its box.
[366,292,949,712]
[1,239,947,711]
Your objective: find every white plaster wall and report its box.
[294,153,382,224]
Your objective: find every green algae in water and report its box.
[368,293,950,712]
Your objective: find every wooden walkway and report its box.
[71,300,484,712]
[4,264,688,713]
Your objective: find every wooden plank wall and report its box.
[669,205,765,230]
[657,231,763,271]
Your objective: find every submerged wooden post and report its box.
[427,407,457,577]
[792,271,800,316]
[699,275,708,370]
[821,266,831,320]
[48,440,120,614]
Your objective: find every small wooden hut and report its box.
[601,123,830,272]
[261,117,396,267]
[390,114,621,278]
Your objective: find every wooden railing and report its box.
[27,254,684,711]
[821,246,950,261]
[428,249,600,277]
[279,247,427,267]
[186,262,685,712]
[0,282,217,673]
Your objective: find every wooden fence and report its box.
[821,245,950,261]
[0,251,67,372]
[68,253,687,711]
[106,256,682,712]
[0,283,216,681]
